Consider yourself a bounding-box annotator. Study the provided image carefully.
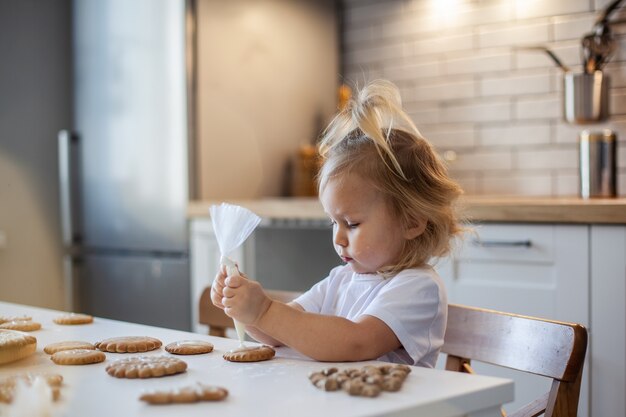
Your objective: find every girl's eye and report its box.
[347,223,360,229]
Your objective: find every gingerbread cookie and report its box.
[0,319,41,332]
[0,373,63,403]
[165,340,214,355]
[139,383,228,404]
[222,345,275,362]
[95,336,162,353]
[308,364,411,397]
[0,329,37,365]
[51,349,106,365]
[44,341,95,355]
[0,315,31,324]
[53,313,93,325]
[106,356,187,378]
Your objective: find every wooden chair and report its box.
[442,304,588,417]
[199,286,301,337]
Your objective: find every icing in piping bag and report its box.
[209,203,261,345]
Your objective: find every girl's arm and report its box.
[244,302,304,346]
[222,275,401,362]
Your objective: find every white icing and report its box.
[228,345,258,353]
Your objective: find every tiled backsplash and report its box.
[342,0,626,196]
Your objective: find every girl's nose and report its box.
[334,228,347,247]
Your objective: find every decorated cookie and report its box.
[95,336,162,353]
[0,320,41,332]
[44,341,96,355]
[106,356,187,379]
[53,313,93,325]
[165,340,214,355]
[222,345,275,363]
[0,329,37,365]
[0,315,31,325]
[139,383,228,404]
[50,349,106,365]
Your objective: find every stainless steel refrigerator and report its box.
[59,0,194,330]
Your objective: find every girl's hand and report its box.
[222,274,272,325]
[210,264,228,309]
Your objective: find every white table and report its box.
[0,302,513,417]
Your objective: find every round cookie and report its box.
[165,340,214,355]
[222,345,275,362]
[139,383,228,404]
[0,315,31,324]
[0,329,37,365]
[51,349,105,365]
[95,336,162,353]
[44,341,96,355]
[106,355,187,379]
[53,313,93,325]
[0,320,41,332]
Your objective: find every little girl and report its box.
[211,80,463,367]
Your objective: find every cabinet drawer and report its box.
[461,223,556,263]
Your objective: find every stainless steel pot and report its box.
[563,71,609,124]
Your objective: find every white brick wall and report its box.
[342,0,626,196]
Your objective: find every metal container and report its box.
[563,71,609,124]
[579,130,617,198]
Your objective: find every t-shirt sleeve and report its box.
[292,265,343,313]
[362,272,447,366]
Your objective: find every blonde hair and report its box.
[318,80,464,275]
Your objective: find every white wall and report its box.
[0,0,71,309]
[342,0,626,196]
[196,0,340,199]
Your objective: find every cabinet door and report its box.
[590,225,626,417]
[436,223,589,417]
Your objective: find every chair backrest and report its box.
[199,286,301,337]
[442,304,588,417]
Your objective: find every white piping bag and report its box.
[209,203,261,345]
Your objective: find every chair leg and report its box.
[445,355,471,373]
[545,367,583,417]
[209,327,226,338]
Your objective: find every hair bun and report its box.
[351,80,403,129]
[356,79,403,111]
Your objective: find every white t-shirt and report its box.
[293,264,447,367]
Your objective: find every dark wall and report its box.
[0,0,72,308]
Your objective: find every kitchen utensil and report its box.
[563,71,610,124]
[581,23,616,73]
[596,0,624,26]
[579,130,617,198]
[517,46,569,72]
[517,45,611,124]
[581,0,623,73]
[209,203,261,344]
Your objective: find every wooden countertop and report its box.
[188,196,626,224]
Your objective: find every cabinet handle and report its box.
[471,239,532,248]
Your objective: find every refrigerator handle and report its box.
[58,130,81,247]
[58,130,82,312]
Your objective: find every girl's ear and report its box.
[404,217,427,240]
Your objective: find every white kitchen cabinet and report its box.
[436,223,590,417]
[590,225,626,417]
